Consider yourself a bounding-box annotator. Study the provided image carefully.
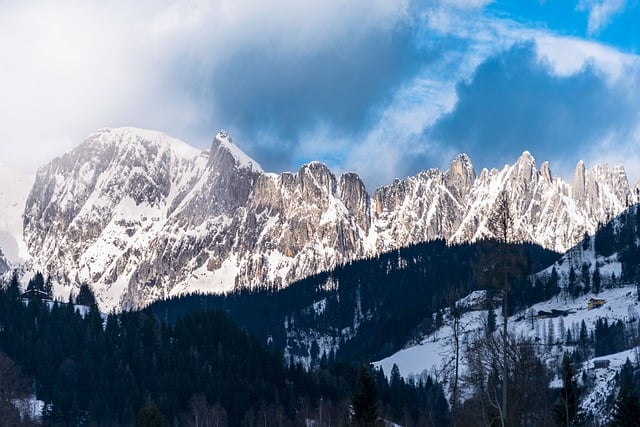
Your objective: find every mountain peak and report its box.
[92,127,200,159]
[211,130,263,173]
[516,150,535,164]
[444,153,475,200]
[540,161,552,184]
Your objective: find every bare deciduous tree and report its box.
[460,334,553,426]
[184,394,228,427]
[472,190,528,427]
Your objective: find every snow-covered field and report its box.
[375,284,639,422]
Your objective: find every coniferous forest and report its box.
[0,272,449,426]
[151,239,560,364]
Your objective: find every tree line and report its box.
[0,272,449,426]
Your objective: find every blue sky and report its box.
[1,0,639,189]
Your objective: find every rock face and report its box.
[22,128,640,311]
[0,164,33,264]
[0,248,8,275]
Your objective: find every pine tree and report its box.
[546,267,560,299]
[592,267,601,295]
[610,359,640,427]
[579,320,588,347]
[76,283,98,309]
[44,275,53,298]
[552,353,579,427]
[27,271,45,292]
[568,266,577,299]
[581,263,590,295]
[352,364,379,426]
[7,270,20,300]
[135,401,165,427]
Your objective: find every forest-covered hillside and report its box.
[0,273,449,426]
[151,239,560,364]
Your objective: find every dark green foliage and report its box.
[26,271,45,292]
[75,283,98,308]
[0,279,449,426]
[25,271,52,298]
[0,352,35,426]
[7,270,20,300]
[594,318,627,357]
[352,364,379,426]
[610,387,640,427]
[594,220,616,257]
[610,360,640,427]
[580,320,589,347]
[136,401,165,427]
[547,266,561,299]
[150,239,559,363]
[582,263,591,295]
[612,205,640,284]
[552,353,579,427]
[568,266,577,298]
[593,267,602,295]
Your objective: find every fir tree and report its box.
[581,263,590,295]
[76,283,98,309]
[135,401,165,427]
[592,267,601,295]
[547,267,560,299]
[352,364,379,426]
[552,353,579,427]
[7,270,20,300]
[43,276,53,298]
[26,271,45,293]
[568,266,577,299]
[610,360,640,427]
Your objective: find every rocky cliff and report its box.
[22,128,640,311]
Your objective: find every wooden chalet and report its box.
[587,298,606,310]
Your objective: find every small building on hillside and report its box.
[588,298,606,310]
[593,359,610,369]
[19,288,52,300]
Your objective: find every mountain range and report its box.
[1,127,639,311]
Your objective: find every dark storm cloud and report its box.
[428,41,638,173]
[207,25,428,172]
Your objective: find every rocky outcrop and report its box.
[0,247,8,275]
[22,128,640,311]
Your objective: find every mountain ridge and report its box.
[8,127,640,311]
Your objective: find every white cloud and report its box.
[534,33,637,82]
[1,0,638,194]
[335,6,640,188]
[577,0,627,35]
[438,0,494,10]
[0,0,410,173]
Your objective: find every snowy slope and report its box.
[23,128,207,308]
[0,164,33,264]
[375,282,638,423]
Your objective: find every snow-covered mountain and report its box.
[0,163,33,269]
[20,128,640,311]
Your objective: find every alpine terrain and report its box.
[0,164,33,273]
[11,127,640,311]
